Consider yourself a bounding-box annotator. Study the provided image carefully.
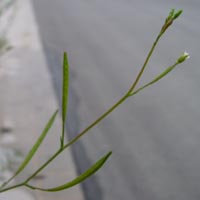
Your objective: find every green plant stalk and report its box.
[128,9,183,94]
[128,32,162,94]
[17,21,167,185]
[0,9,184,193]
[0,183,24,193]
[129,62,179,96]
[12,95,127,188]
[0,94,128,192]
[25,148,62,183]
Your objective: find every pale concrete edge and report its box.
[0,0,84,199]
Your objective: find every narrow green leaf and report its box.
[61,52,69,147]
[32,151,112,192]
[15,110,58,176]
[62,52,69,124]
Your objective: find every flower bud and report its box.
[173,10,183,19]
[162,9,183,34]
[177,51,190,63]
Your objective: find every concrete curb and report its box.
[0,0,84,199]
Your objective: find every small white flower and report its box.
[177,51,190,63]
[183,51,190,59]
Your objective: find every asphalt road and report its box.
[32,0,200,199]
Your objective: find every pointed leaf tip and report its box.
[36,151,112,192]
[61,51,69,147]
[15,110,58,176]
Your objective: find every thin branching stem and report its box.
[128,33,162,94]
[0,9,184,193]
[0,183,24,193]
[22,27,165,183]
[24,148,62,183]
[24,94,128,183]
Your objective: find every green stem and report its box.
[62,31,165,152]
[20,21,167,183]
[24,184,37,190]
[0,11,183,194]
[0,175,17,190]
[128,33,162,94]
[129,62,179,96]
[24,93,129,183]
[25,183,48,191]
[63,94,129,150]
[24,148,62,183]
[0,183,24,193]
[61,122,65,148]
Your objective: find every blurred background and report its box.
[31,0,200,199]
[1,0,200,199]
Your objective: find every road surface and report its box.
[32,0,200,199]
